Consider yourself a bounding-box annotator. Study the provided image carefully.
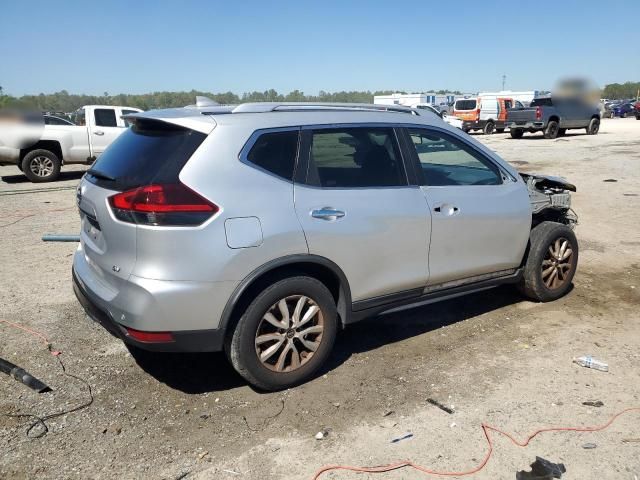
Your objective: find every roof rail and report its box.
[230,102,419,115]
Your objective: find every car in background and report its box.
[44,114,74,126]
[72,99,580,391]
[634,101,640,120]
[612,102,636,118]
[507,96,600,139]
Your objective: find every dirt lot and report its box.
[1,118,639,480]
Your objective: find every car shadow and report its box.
[129,284,528,394]
[1,170,85,184]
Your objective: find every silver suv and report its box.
[72,101,579,390]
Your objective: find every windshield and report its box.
[455,100,477,110]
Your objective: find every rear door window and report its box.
[408,128,501,186]
[530,98,553,107]
[86,119,206,190]
[306,127,406,188]
[246,130,299,180]
[94,108,117,127]
[455,99,477,110]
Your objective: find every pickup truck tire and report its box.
[543,121,560,139]
[510,129,524,139]
[21,149,61,182]
[586,118,600,135]
[558,128,567,136]
[496,128,505,133]
[518,221,578,302]
[226,276,338,391]
[483,121,495,135]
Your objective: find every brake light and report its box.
[109,183,218,226]
[535,106,542,120]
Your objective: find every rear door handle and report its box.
[94,131,104,136]
[311,208,345,221]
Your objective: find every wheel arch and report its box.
[548,115,560,124]
[220,255,353,343]
[20,140,63,162]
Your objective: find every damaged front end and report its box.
[521,173,578,227]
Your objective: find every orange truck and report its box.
[453,96,520,134]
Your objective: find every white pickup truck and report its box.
[0,105,142,182]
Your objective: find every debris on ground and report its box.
[427,398,454,414]
[582,400,604,407]
[315,429,329,440]
[573,355,609,372]
[390,433,413,443]
[0,356,51,393]
[582,443,597,449]
[603,178,618,182]
[622,438,640,443]
[382,410,394,417]
[516,456,566,479]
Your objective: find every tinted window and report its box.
[308,128,405,188]
[94,108,117,127]
[44,115,73,125]
[504,99,513,110]
[246,130,298,180]
[408,129,501,186]
[122,109,138,128]
[455,99,477,110]
[530,97,553,107]
[87,119,206,190]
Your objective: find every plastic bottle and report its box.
[573,355,609,372]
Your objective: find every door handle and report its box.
[311,208,345,221]
[433,204,460,216]
[94,131,104,136]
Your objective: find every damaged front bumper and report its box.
[521,173,578,226]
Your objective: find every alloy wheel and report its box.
[30,156,54,177]
[541,237,574,289]
[255,295,324,372]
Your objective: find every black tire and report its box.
[518,222,579,302]
[496,128,505,133]
[510,129,524,139]
[462,128,470,133]
[483,121,495,135]
[543,120,559,139]
[621,112,626,118]
[635,115,640,120]
[21,149,61,182]
[227,276,338,391]
[586,117,600,135]
[558,128,567,136]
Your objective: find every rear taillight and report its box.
[109,183,218,226]
[535,106,542,120]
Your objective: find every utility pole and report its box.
[501,75,506,91]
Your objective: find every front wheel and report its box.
[518,222,579,302]
[227,276,338,391]
[21,149,61,182]
[586,118,600,135]
[483,121,495,135]
[510,129,524,139]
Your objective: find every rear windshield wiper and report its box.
[87,168,116,181]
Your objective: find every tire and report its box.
[21,149,61,182]
[483,121,495,135]
[462,128,470,134]
[543,120,559,139]
[518,222,579,302]
[586,117,600,135]
[496,128,505,133]
[621,112,626,118]
[510,129,524,139]
[635,115,640,120]
[558,128,567,136]
[227,276,338,391]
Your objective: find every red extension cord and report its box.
[312,407,640,479]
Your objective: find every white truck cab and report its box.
[0,105,142,182]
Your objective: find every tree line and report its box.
[601,82,640,100]
[0,88,462,112]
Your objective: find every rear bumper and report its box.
[507,121,545,130]
[72,247,238,352]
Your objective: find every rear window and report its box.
[455,99,477,110]
[530,97,553,107]
[86,119,206,190]
[246,130,299,180]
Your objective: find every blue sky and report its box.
[1,0,638,96]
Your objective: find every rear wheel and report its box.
[586,117,600,135]
[510,129,524,139]
[21,149,61,182]
[227,276,338,391]
[543,121,559,139]
[483,121,495,135]
[518,222,578,302]
[496,128,505,133]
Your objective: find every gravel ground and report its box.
[1,118,639,479]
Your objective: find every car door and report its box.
[90,108,125,156]
[293,125,431,304]
[403,126,530,286]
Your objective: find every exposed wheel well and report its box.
[222,259,351,345]
[548,116,560,124]
[20,141,63,162]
